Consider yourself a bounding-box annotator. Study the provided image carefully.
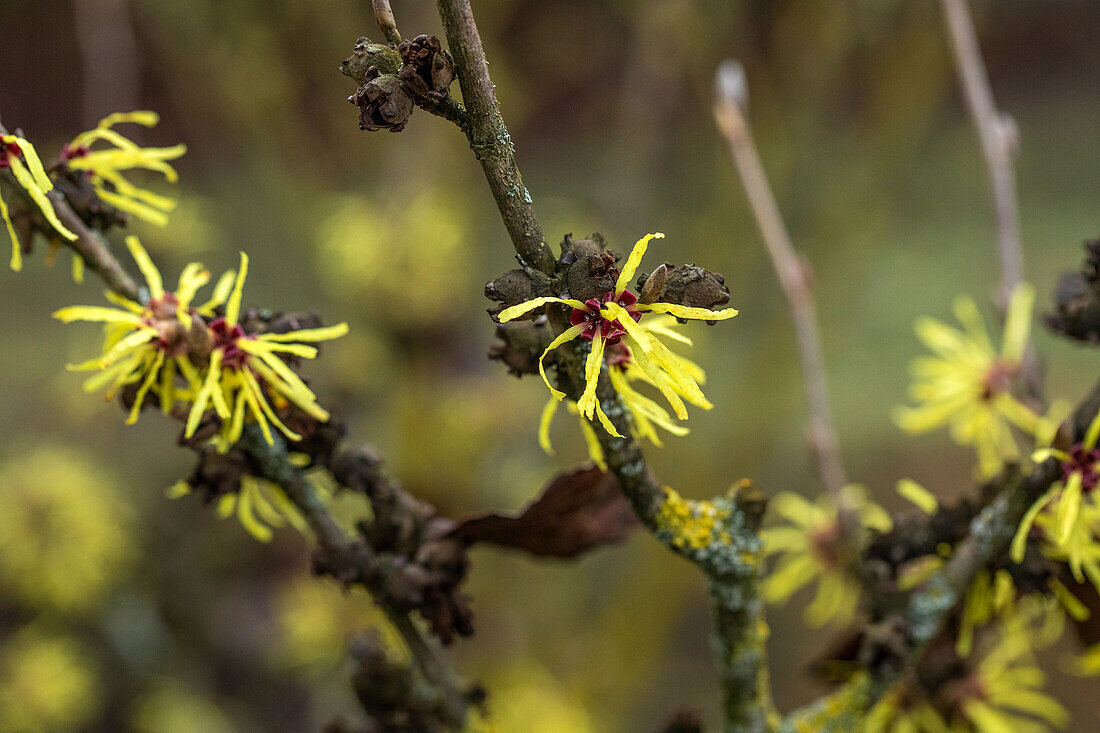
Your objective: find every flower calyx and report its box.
[350,67,414,133]
[397,34,455,100]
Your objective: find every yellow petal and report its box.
[8,156,77,241]
[538,396,558,455]
[615,232,663,295]
[257,323,349,343]
[0,192,21,271]
[126,351,165,424]
[576,332,606,419]
[225,252,249,326]
[125,235,164,298]
[53,305,142,324]
[185,349,223,438]
[98,110,161,129]
[199,269,236,315]
[639,302,739,321]
[71,252,85,283]
[896,479,938,514]
[497,296,587,323]
[538,324,586,401]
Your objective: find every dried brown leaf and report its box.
[450,466,636,558]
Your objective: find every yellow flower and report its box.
[183,252,348,448]
[498,232,737,436]
[868,608,1068,733]
[1012,408,1100,587]
[1,133,77,271]
[0,447,135,613]
[894,284,1041,478]
[537,315,698,466]
[864,685,951,733]
[0,626,101,733]
[130,681,236,733]
[54,235,222,423]
[761,486,891,626]
[168,471,319,543]
[60,111,186,226]
[948,618,1068,733]
[1071,642,1100,676]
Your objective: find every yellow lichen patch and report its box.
[655,486,731,550]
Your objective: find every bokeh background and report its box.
[1,1,1097,730]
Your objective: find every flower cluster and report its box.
[537,314,699,468]
[55,237,347,450]
[1,133,77,270]
[866,606,1068,733]
[60,111,186,227]
[168,467,323,543]
[894,285,1046,478]
[499,232,737,443]
[1012,408,1100,589]
[1,111,184,280]
[760,486,891,626]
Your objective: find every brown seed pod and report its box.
[349,67,414,132]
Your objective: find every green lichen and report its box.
[655,486,732,550]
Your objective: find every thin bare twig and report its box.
[940,0,1023,304]
[372,0,402,45]
[713,61,848,499]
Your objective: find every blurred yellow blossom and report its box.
[0,447,134,612]
[949,616,1068,733]
[894,284,1041,478]
[318,193,471,327]
[168,467,324,543]
[131,680,235,733]
[761,486,891,626]
[476,662,597,733]
[0,626,101,732]
[1012,408,1100,590]
[269,579,406,671]
[864,684,951,733]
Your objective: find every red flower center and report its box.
[605,340,633,367]
[1063,443,1100,491]
[981,359,1018,400]
[570,289,640,346]
[0,139,21,169]
[60,143,91,161]
[140,293,186,353]
[209,317,250,369]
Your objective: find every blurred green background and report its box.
[0,1,1097,731]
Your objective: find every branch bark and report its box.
[240,426,470,728]
[372,0,402,45]
[435,0,556,276]
[429,6,773,727]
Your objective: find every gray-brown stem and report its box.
[435,0,555,275]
